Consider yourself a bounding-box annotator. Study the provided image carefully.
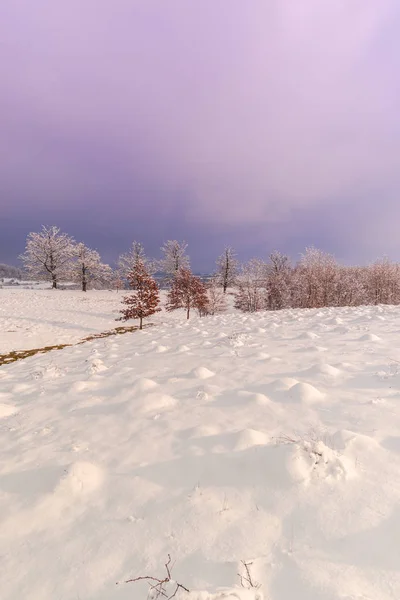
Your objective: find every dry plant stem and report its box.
[122,555,190,599]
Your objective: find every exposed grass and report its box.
[0,324,152,367]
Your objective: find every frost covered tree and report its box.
[160,240,190,283]
[265,251,292,310]
[0,264,24,280]
[234,259,266,312]
[119,259,161,329]
[166,268,208,319]
[117,241,156,279]
[216,246,239,293]
[20,225,75,288]
[365,257,400,305]
[70,243,113,291]
[294,247,338,309]
[203,275,228,315]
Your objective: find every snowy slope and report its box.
[0,289,126,352]
[0,295,400,599]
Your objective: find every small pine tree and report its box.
[166,268,208,319]
[119,259,161,329]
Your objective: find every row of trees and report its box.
[235,248,400,312]
[18,226,236,293]
[120,259,226,328]
[16,226,400,313]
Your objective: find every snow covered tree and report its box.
[20,225,75,288]
[70,243,113,291]
[234,259,266,312]
[216,246,239,293]
[0,264,24,280]
[294,247,339,309]
[166,268,208,319]
[119,259,161,329]
[117,241,156,279]
[201,276,228,315]
[160,240,190,283]
[365,257,400,305]
[265,251,293,310]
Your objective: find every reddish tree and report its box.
[166,268,208,319]
[119,259,161,329]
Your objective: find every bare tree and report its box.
[294,247,338,309]
[119,259,161,329]
[234,258,266,312]
[166,268,208,319]
[70,243,113,291]
[160,240,190,283]
[265,251,292,310]
[199,275,228,316]
[365,257,400,305]
[216,246,239,293]
[117,241,156,280]
[20,225,75,288]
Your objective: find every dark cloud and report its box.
[1,0,400,269]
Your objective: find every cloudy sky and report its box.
[1,0,400,270]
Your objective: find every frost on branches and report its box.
[117,241,156,280]
[71,243,113,291]
[202,276,228,316]
[160,240,190,283]
[235,259,266,313]
[166,268,208,319]
[119,259,161,329]
[216,246,239,293]
[20,225,75,288]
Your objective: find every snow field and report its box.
[0,290,400,598]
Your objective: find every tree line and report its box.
[14,226,400,324]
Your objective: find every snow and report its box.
[1,289,400,599]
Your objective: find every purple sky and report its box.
[1,1,400,270]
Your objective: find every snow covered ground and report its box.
[1,289,400,599]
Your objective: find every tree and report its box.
[0,264,24,280]
[216,246,239,293]
[160,240,190,283]
[200,276,228,316]
[20,225,75,288]
[234,259,266,312]
[265,251,292,310]
[117,241,156,280]
[166,268,208,319]
[119,259,161,329]
[70,242,113,291]
[294,247,338,309]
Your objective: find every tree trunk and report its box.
[82,280,87,292]
[139,316,143,330]
[82,265,87,292]
[186,307,190,319]
[52,274,57,289]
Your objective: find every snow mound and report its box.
[255,352,271,360]
[269,377,299,391]
[191,367,215,379]
[359,333,381,341]
[287,440,356,483]
[133,378,159,393]
[141,394,179,413]
[155,345,169,353]
[178,344,190,352]
[186,591,263,600]
[86,358,108,374]
[234,428,269,451]
[57,461,104,496]
[297,331,320,339]
[286,382,325,403]
[0,403,18,418]
[305,363,342,379]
